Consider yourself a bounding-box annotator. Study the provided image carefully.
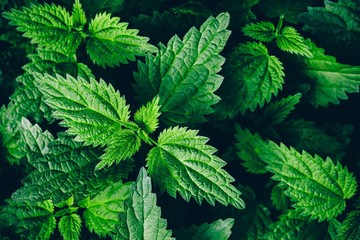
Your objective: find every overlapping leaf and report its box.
[243,21,275,42]
[338,208,360,240]
[299,40,360,108]
[134,12,231,125]
[216,42,284,118]
[58,213,82,240]
[276,26,312,57]
[147,126,244,209]
[80,180,131,238]
[3,3,81,50]
[114,168,174,240]
[175,218,234,240]
[86,12,157,67]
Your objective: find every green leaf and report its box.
[114,167,174,240]
[300,39,360,108]
[277,119,353,161]
[271,185,291,211]
[276,26,312,57]
[58,213,82,240]
[133,12,231,125]
[259,141,357,221]
[33,73,133,148]
[80,180,131,238]
[86,12,157,67]
[298,0,360,47]
[259,0,315,23]
[11,134,133,204]
[234,125,268,174]
[242,21,275,42]
[338,208,360,240]
[134,96,161,134]
[96,129,141,170]
[175,218,234,240]
[216,42,284,118]
[146,126,244,209]
[3,3,81,50]
[20,117,54,162]
[0,200,56,240]
[72,0,87,29]
[260,93,302,125]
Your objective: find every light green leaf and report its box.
[147,126,244,209]
[3,3,81,50]
[260,141,357,221]
[175,218,234,240]
[133,12,231,125]
[96,130,141,170]
[114,167,174,240]
[338,208,360,240]
[216,42,284,118]
[72,0,87,29]
[81,180,131,238]
[234,125,268,174]
[276,26,312,57]
[260,93,302,125]
[242,21,275,42]
[33,73,133,148]
[11,134,133,204]
[58,213,82,240]
[300,39,360,108]
[86,12,157,67]
[134,96,161,134]
[20,117,54,162]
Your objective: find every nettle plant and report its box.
[0,0,360,239]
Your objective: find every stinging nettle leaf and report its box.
[33,73,133,148]
[58,213,82,240]
[175,218,235,240]
[242,21,275,42]
[134,96,161,134]
[86,12,157,68]
[3,2,81,50]
[146,126,245,209]
[114,167,174,240]
[72,0,87,29]
[338,208,360,240]
[133,12,231,125]
[80,180,131,238]
[276,26,313,57]
[259,141,357,221]
[300,39,360,108]
[216,41,285,118]
[96,129,141,170]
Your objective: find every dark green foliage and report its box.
[1,0,360,239]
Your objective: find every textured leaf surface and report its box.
[114,168,174,240]
[175,218,234,240]
[147,126,244,209]
[0,200,55,240]
[72,0,87,28]
[260,141,357,221]
[298,0,360,47]
[134,12,231,125]
[300,40,360,108]
[58,213,82,240]
[216,42,284,118]
[242,21,275,42]
[260,93,302,125]
[3,3,81,50]
[86,12,157,67]
[81,180,131,238]
[96,130,141,170]
[11,134,132,204]
[276,26,312,57]
[338,209,360,240]
[33,73,132,147]
[235,125,268,174]
[134,96,161,134]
